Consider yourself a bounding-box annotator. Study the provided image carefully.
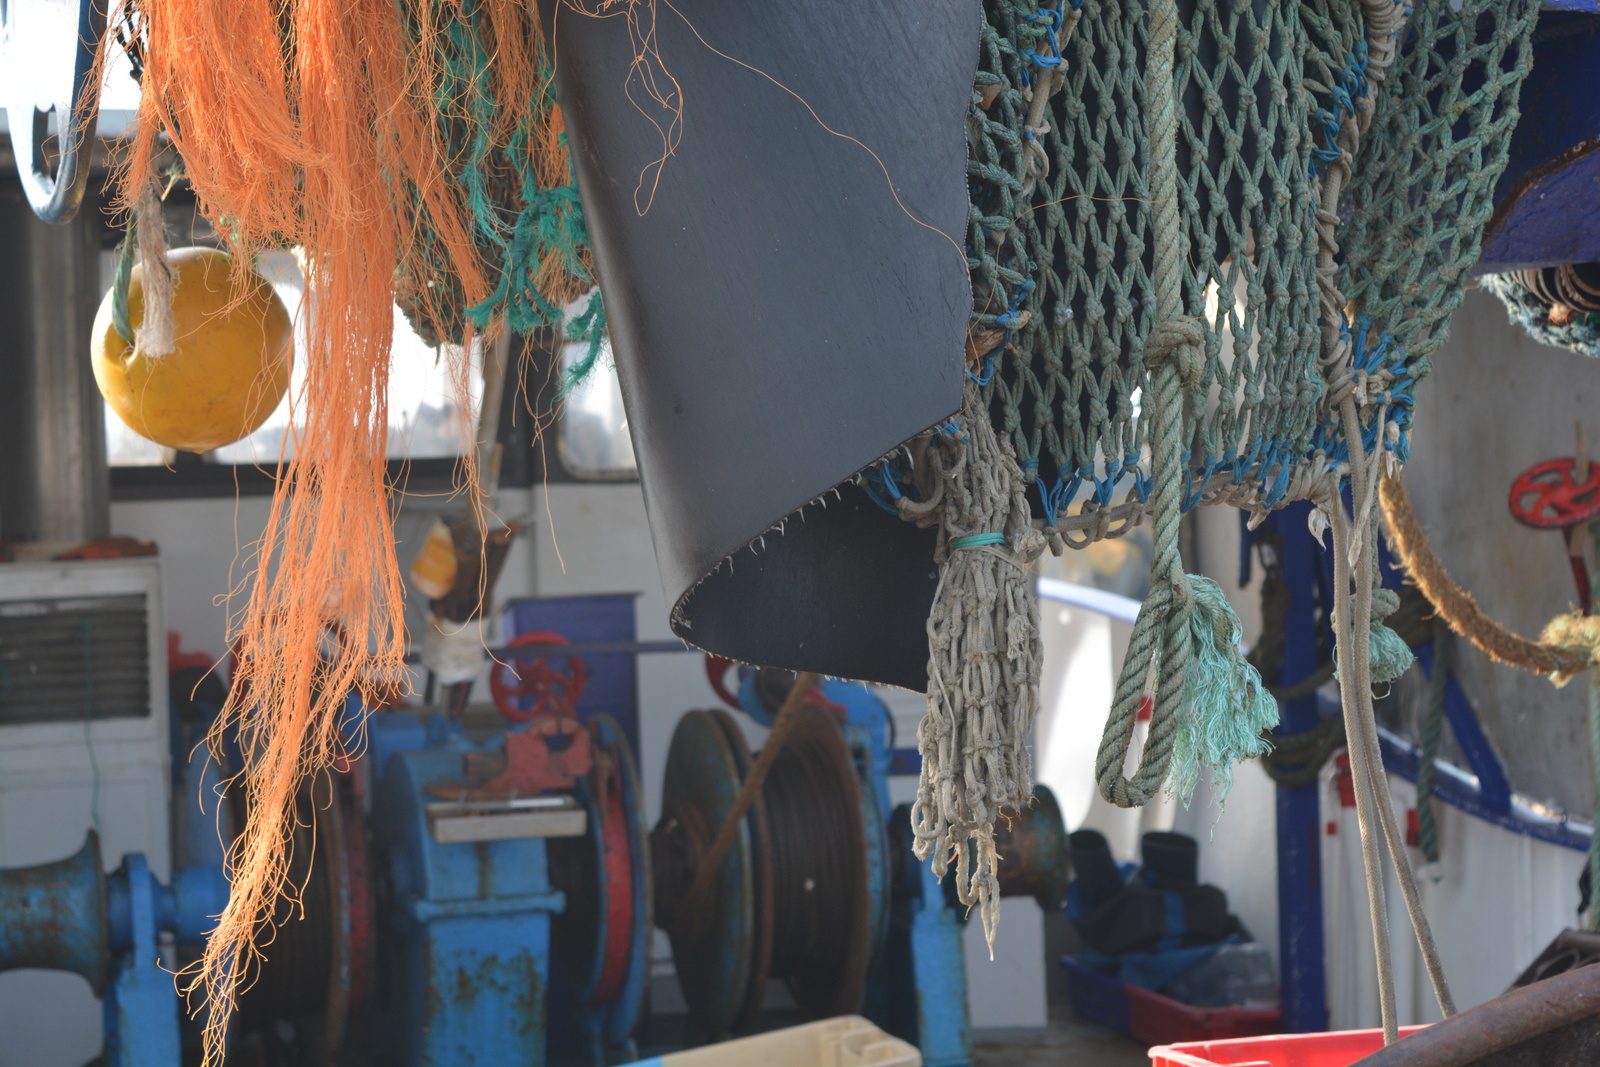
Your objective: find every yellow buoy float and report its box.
[92,247,293,454]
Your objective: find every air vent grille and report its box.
[0,594,150,726]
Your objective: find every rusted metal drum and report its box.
[1353,959,1600,1066]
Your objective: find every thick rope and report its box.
[1379,472,1589,678]
[1092,0,1275,810]
[1378,470,1600,944]
[911,383,1044,956]
[1093,0,1192,808]
[677,672,818,938]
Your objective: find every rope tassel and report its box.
[1168,576,1278,803]
[909,382,1045,956]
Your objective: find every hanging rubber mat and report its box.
[550,1,976,690]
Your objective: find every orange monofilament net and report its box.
[115,0,574,1058]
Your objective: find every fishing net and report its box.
[901,0,1540,977]
[112,1,589,1059]
[395,0,602,351]
[1480,268,1600,358]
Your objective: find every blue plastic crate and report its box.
[1061,954,1132,1035]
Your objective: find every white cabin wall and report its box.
[109,482,706,830]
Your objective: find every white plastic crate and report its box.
[626,1016,921,1067]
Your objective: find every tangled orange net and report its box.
[113,0,577,1058]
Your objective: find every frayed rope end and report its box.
[1169,574,1279,805]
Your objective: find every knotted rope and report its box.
[1093,0,1275,812]
[133,182,176,357]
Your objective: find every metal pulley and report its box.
[651,708,777,1040]
[228,768,370,1063]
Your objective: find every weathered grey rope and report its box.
[1329,495,1400,1043]
[911,382,1045,955]
[1336,395,1456,1036]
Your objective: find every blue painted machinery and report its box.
[0,831,228,1067]
[367,627,652,1066]
[654,666,1070,1067]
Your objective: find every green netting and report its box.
[900,0,1542,956]
[396,0,602,351]
[948,0,1538,531]
[1334,0,1539,464]
[1481,270,1600,358]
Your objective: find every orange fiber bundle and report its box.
[114,0,566,1056]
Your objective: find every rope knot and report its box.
[1539,614,1600,684]
[1143,317,1206,387]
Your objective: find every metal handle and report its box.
[5,0,109,223]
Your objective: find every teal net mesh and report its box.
[1481,269,1600,358]
[937,0,1540,532]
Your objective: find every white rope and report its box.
[134,181,177,358]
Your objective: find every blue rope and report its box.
[1309,42,1371,180]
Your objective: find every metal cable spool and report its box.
[761,704,875,1016]
[547,714,653,1058]
[228,768,364,1063]
[655,704,882,1039]
[651,709,772,1040]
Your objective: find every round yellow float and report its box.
[91,246,294,454]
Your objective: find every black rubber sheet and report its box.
[551,0,977,690]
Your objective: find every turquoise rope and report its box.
[952,532,1008,549]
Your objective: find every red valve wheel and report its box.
[705,654,742,710]
[491,631,587,722]
[1509,457,1600,530]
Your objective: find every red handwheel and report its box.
[704,654,742,710]
[1509,457,1600,530]
[491,631,587,722]
[1509,456,1600,614]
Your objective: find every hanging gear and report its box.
[92,247,293,454]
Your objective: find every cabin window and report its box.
[557,335,637,481]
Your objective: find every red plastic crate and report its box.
[1149,1025,1430,1066]
[1061,956,1282,1047]
[1127,984,1281,1047]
